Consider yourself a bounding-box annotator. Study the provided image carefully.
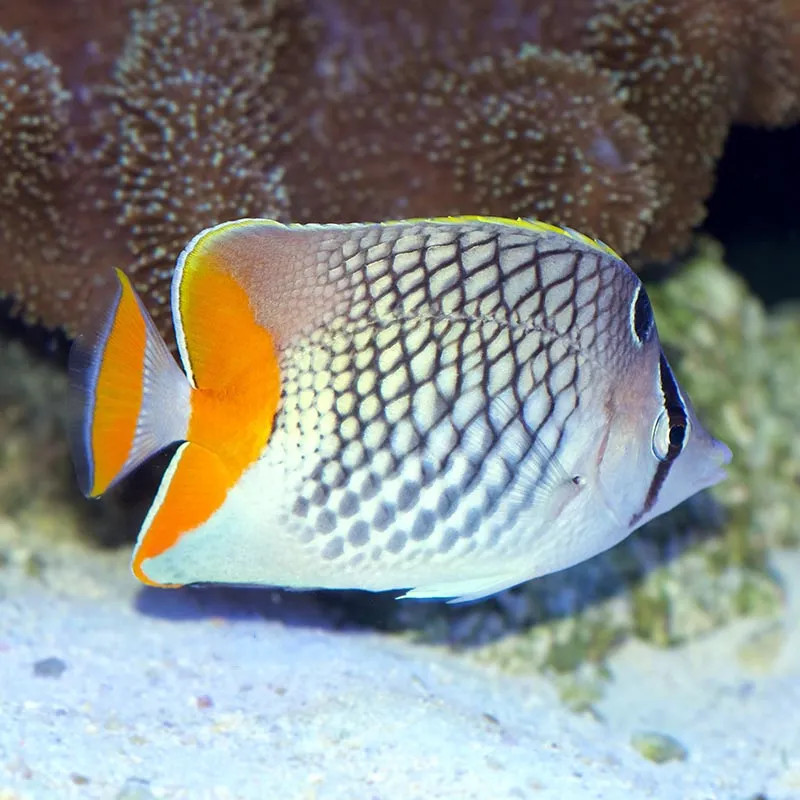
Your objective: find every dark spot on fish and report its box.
[321,537,344,560]
[328,465,348,489]
[315,509,337,535]
[347,520,370,546]
[360,471,381,500]
[658,354,688,463]
[397,480,420,511]
[420,459,438,487]
[438,528,459,553]
[338,491,359,518]
[292,496,310,518]
[463,508,483,537]
[669,422,686,449]
[410,510,436,541]
[372,502,395,531]
[310,484,330,506]
[386,531,407,553]
[33,656,67,678]
[436,487,459,519]
[298,527,315,544]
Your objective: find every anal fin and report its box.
[132,441,232,587]
[400,572,523,603]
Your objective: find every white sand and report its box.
[1,516,798,800]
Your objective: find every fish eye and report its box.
[652,408,689,462]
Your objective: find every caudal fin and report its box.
[68,269,191,497]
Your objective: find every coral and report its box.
[1,0,799,336]
[0,30,87,328]
[101,1,296,335]
[286,45,657,255]
[780,0,800,116]
[580,0,799,259]
[305,0,799,261]
[0,335,82,534]
[0,2,308,339]
[0,1,138,95]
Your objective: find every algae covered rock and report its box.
[0,335,140,552]
[0,337,75,526]
[649,237,800,554]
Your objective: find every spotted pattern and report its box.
[263,221,639,573]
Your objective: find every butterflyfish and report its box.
[69,217,731,601]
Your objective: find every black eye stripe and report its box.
[659,354,688,461]
[631,284,654,344]
[628,354,689,527]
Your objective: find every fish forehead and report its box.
[253,219,642,576]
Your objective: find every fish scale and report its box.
[262,222,610,588]
[71,216,730,599]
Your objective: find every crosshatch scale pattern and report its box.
[258,220,639,586]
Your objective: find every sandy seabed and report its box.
[0,507,798,800]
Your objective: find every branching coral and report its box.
[0,0,798,337]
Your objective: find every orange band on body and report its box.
[131,256,281,577]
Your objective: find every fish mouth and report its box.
[701,436,732,488]
[715,439,733,466]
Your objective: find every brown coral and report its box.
[580,0,798,258]
[0,2,308,339]
[303,0,799,261]
[0,30,84,326]
[102,2,295,335]
[0,0,798,339]
[287,46,657,254]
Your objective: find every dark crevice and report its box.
[702,123,800,306]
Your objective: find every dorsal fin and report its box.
[173,219,346,356]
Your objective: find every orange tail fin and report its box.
[68,269,191,498]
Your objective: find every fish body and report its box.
[69,217,730,601]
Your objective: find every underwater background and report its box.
[1,2,800,798]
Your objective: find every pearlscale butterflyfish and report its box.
[69,217,731,601]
